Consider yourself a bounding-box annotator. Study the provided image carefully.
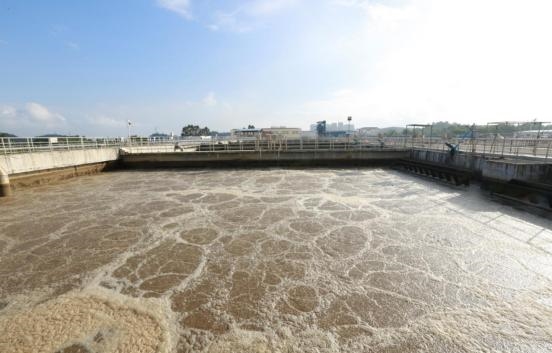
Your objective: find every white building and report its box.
[230,128,260,138]
[261,127,302,140]
[301,131,317,139]
[310,121,355,132]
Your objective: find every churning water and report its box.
[1,168,551,353]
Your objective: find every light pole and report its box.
[347,116,352,146]
[127,120,132,145]
[127,120,132,139]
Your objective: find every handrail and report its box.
[1,136,551,161]
[0,136,124,155]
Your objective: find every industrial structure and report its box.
[1,123,551,211]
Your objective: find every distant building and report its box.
[260,127,301,140]
[310,121,355,133]
[230,128,261,138]
[325,130,348,138]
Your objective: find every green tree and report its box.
[181,125,210,137]
[0,132,16,137]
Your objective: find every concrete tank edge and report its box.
[0,166,11,197]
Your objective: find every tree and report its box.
[181,125,211,137]
[0,132,16,137]
[247,124,255,129]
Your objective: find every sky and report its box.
[1,0,552,137]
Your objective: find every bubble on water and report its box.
[0,289,171,353]
[1,169,552,353]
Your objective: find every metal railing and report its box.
[123,137,394,153]
[1,135,551,161]
[383,137,552,160]
[0,137,124,154]
[0,136,393,155]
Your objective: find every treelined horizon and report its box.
[1,0,551,137]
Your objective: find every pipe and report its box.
[0,167,11,197]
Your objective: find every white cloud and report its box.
[294,0,552,128]
[26,102,66,125]
[89,115,125,128]
[0,105,16,119]
[65,41,80,50]
[210,10,253,33]
[157,0,192,19]
[0,103,67,134]
[245,0,299,17]
[209,0,299,32]
[202,92,217,107]
[363,3,417,30]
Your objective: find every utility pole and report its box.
[347,116,352,146]
[127,120,132,145]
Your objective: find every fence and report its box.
[0,137,124,154]
[123,136,399,154]
[2,135,551,160]
[383,137,552,160]
[0,136,393,155]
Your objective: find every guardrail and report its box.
[0,137,124,154]
[382,137,552,160]
[2,136,551,161]
[0,136,393,155]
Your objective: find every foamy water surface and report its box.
[1,168,552,353]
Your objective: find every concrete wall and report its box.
[409,149,552,184]
[2,146,549,198]
[409,149,486,172]
[0,148,119,196]
[121,149,410,168]
[481,160,552,183]
[0,166,10,196]
[0,148,119,175]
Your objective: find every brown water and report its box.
[1,169,552,353]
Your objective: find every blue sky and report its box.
[1,0,552,136]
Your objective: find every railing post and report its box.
[546,141,551,161]
[1,138,5,155]
[27,138,32,153]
